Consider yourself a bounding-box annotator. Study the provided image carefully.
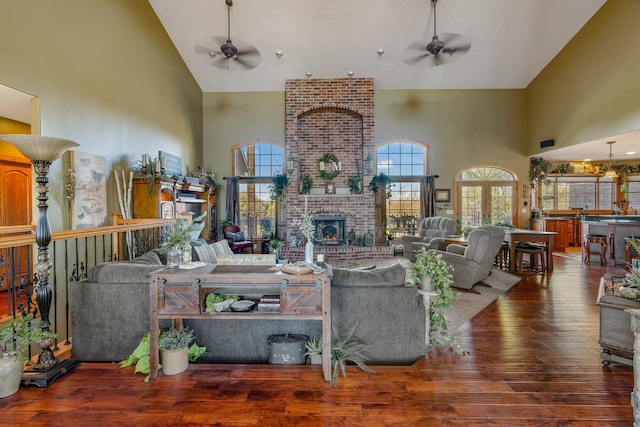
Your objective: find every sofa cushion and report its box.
[87,262,164,283]
[128,250,162,265]
[332,263,406,287]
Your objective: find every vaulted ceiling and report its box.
[149,0,606,93]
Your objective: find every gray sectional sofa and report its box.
[70,251,426,365]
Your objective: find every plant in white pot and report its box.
[0,314,56,398]
[408,248,457,348]
[120,331,205,381]
[159,326,196,376]
[304,337,323,365]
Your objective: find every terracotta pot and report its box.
[161,348,188,376]
[0,353,23,398]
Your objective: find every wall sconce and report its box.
[365,153,374,174]
[286,156,295,174]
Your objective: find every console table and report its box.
[148,264,332,381]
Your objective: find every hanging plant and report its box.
[369,172,392,199]
[299,173,313,194]
[269,173,290,200]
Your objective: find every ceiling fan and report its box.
[405,0,471,67]
[194,0,261,70]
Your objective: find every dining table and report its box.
[504,228,556,273]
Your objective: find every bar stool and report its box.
[583,234,607,265]
[515,242,546,273]
[497,241,510,270]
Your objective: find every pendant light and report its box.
[604,141,618,178]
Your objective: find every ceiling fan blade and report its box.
[406,41,428,52]
[233,55,259,70]
[404,53,430,66]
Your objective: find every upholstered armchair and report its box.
[402,217,457,261]
[433,225,505,290]
[223,224,253,253]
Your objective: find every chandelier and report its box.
[604,141,618,178]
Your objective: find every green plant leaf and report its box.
[188,343,206,362]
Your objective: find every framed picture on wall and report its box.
[63,150,107,229]
[435,189,451,203]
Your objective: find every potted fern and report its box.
[330,326,376,388]
[408,249,457,347]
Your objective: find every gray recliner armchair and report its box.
[432,225,506,290]
[402,217,457,261]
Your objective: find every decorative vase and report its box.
[305,241,314,264]
[421,275,435,292]
[0,353,23,398]
[167,246,181,268]
[181,243,192,264]
[161,348,189,376]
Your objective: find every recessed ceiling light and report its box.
[347,71,354,77]
[305,72,312,77]
[377,49,385,55]
[584,159,591,162]
[275,51,283,58]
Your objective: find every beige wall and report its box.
[527,0,640,155]
[0,0,203,229]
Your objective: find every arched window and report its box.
[456,166,517,227]
[232,142,283,236]
[376,141,427,236]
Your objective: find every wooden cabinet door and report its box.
[0,157,32,291]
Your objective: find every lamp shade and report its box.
[0,134,79,161]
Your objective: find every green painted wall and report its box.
[527,0,640,155]
[0,0,203,229]
[203,88,529,223]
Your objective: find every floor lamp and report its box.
[0,134,81,387]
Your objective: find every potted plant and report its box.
[304,337,323,365]
[159,326,195,376]
[162,211,207,267]
[330,327,376,388]
[121,331,205,381]
[0,314,56,398]
[269,173,290,200]
[347,175,362,194]
[269,237,284,264]
[408,249,457,348]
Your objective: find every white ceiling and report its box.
[149,0,606,92]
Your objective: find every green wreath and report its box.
[318,153,341,180]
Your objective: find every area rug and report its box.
[446,268,521,333]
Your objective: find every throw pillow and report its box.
[193,244,217,264]
[227,231,246,242]
[129,251,162,265]
[211,239,233,256]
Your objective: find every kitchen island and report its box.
[581,215,640,266]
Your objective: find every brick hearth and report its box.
[280,244,394,263]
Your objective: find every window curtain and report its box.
[225,176,241,227]
[420,175,436,218]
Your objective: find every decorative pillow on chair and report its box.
[227,231,246,242]
[211,239,234,256]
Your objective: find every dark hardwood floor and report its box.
[1,250,635,426]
